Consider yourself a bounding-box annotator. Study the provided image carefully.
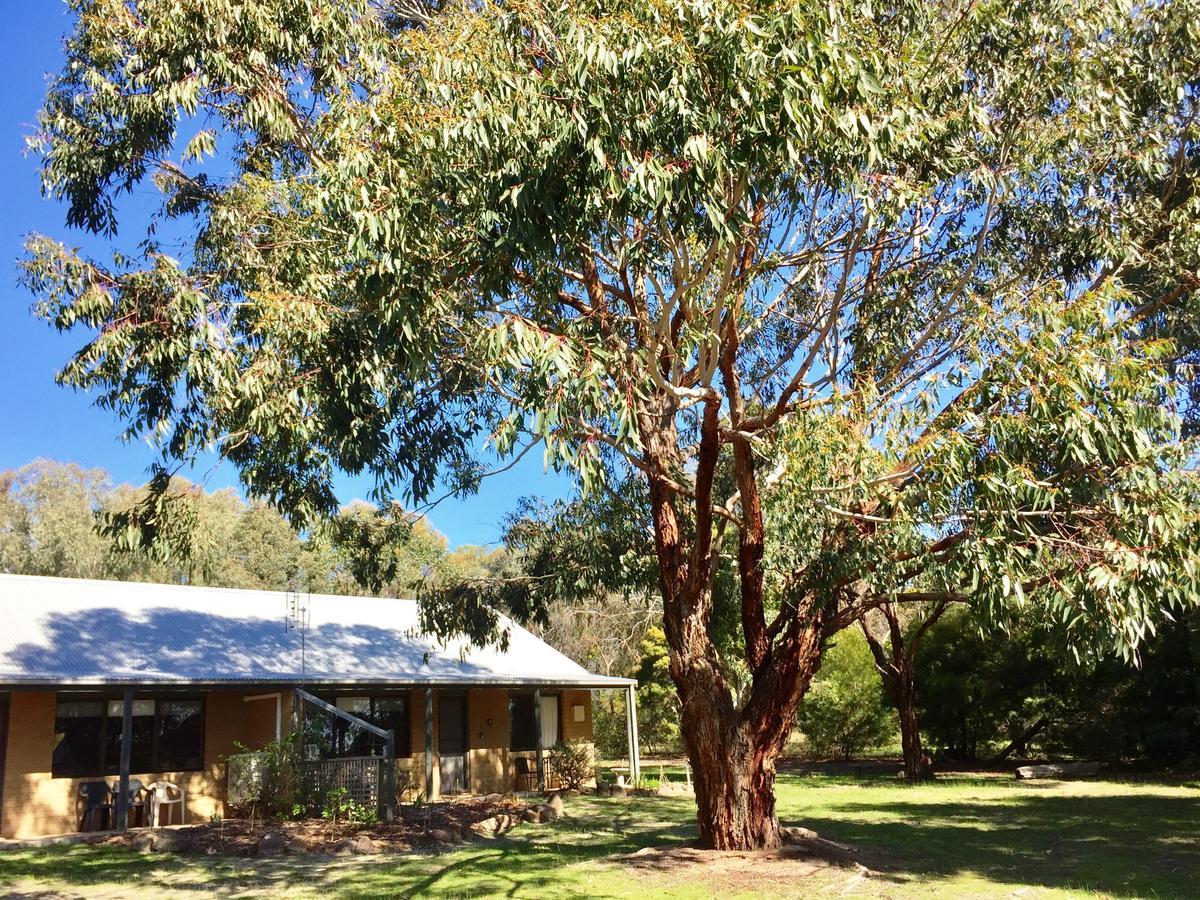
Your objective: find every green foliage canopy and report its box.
[20,0,1200,679]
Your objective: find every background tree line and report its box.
[0,458,504,595]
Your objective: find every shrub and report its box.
[322,786,379,826]
[798,630,896,759]
[226,733,306,823]
[549,739,595,790]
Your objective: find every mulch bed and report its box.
[86,797,529,857]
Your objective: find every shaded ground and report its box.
[85,796,524,856]
[0,774,1196,898]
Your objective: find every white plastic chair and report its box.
[145,781,186,826]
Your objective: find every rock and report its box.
[1015,762,1100,780]
[257,831,287,857]
[430,828,460,844]
[546,793,564,816]
[130,832,155,854]
[331,837,357,857]
[153,830,183,853]
[286,835,317,855]
[352,835,379,855]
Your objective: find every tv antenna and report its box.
[286,590,310,680]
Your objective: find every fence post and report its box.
[384,729,396,822]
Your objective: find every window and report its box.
[52,696,204,777]
[313,694,411,760]
[510,694,537,752]
[52,701,104,777]
[157,700,204,770]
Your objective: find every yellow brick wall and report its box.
[561,690,594,742]
[2,687,596,836]
[1,689,281,839]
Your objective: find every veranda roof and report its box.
[0,574,634,689]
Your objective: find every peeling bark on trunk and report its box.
[893,664,934,782]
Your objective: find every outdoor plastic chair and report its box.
[145,781,186,826]
[77,781,113,832]
[112,778,149,827]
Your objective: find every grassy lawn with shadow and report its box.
[0,776,1195,898]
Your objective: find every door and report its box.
[438,694,468,794]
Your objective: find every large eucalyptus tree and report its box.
[22,0,1200,848]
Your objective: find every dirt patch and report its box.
[614,835,873,894]
[87,797,529,857]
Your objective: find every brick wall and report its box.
[1,689,282,839]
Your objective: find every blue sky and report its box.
[0,4,571,548]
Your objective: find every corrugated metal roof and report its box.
[0,574,634,689]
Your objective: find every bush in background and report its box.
[797,630,896,759]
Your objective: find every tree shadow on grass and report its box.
[0,798,700,899]
[797,790,1200,898]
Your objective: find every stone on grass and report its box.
[130,832,155,854]
[286,835,317,855]
[153,830,183,853]
[257,831,287,857]
[351,835,379,855]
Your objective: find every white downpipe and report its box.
[244,692,283,741]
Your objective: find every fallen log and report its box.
[1014,762,1100,780]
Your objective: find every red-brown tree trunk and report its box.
[893,663,933,782]
[686,712,783,849]
[639,386,827,851]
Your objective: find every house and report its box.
[0,574,639,839]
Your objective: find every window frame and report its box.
[51,694,206,779]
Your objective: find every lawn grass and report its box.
[1,774,1196,898]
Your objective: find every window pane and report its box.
[156,700,203,771]
[101,699,155,772]
[371,696,410,758]
[107,699,154,718]
[510,695,537,752]
[53,701,103,777]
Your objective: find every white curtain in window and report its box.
[540,695,558,748]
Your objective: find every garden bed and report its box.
[86,796,532,857]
